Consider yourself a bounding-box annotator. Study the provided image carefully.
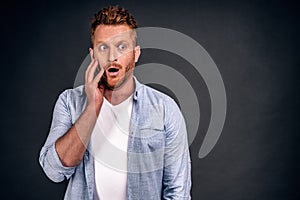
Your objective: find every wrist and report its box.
[85,103,101,116]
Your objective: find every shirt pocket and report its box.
[130,128,165,172]
[138,128,165,153]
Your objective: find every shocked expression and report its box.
[93,25,140,90]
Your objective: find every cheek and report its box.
[122,52,135,65]
[93,53,102,64]
[99,61,108,69]
[97,57,109,68]
[125,57,136,72]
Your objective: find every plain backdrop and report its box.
[1,0,299,199]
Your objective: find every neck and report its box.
[104,76,135,105]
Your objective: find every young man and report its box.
[39,5,191,200]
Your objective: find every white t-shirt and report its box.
[90,95,133,200]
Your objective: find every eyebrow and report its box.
[95,39,131,46]
[95,41,105,45]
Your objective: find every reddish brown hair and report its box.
[90,5,138,42]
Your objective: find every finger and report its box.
[93,66,104,85]
[85,49,94,81]
[85,58,96,83]
[86,59,98,83]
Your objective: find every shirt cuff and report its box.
[45,143,76,181]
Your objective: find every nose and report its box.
[108,48,118,62]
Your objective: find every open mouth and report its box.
[107,67,119,73]
[106,66,120,77]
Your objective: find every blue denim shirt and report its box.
[39,77,191,200]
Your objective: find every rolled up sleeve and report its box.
[39,90,76,182]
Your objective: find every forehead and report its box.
[94,24,134,44]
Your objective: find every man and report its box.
[39,5,191,200]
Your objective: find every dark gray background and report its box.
[1,0,299,199]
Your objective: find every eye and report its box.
[99,44,108,51]
[118,44,127,50]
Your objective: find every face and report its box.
[92,24,140,90]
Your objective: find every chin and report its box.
[104,79,122,90]
[104,73,132,90]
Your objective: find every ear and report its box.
[134,46,141,63]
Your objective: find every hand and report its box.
[85,48,105,115]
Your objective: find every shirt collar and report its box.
[133,76,142,101]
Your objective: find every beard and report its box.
[101,53,136,90]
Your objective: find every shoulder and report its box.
[55,85,86,111]
[137,83,175,106]
[55,85,86,122]
[57,85,86,102]
[137,83,182,120]
[59,85,85,97]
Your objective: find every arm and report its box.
[55,104,100,167]
[39,49,104,181]
[163,99,192,200]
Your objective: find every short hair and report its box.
[90,5,138,44]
